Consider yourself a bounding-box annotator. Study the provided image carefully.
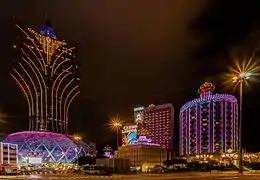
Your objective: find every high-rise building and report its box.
[4,19,96,163]
[143,104,174,151]
[179,82,238,155]
[11,20,79,134]
[122,104,174,151]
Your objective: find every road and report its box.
[1,172,260,180]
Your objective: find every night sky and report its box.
[0,0,260,152]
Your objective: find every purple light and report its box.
[179,86,238,155]
[180,94,237,112]
[3,131,96,163]
[128,136,160,147]
[128,142,160,147]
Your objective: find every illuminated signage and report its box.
[122,125,137,134]
[135,113,143,124]
[122,125,138,146]
[28,157,42,164]
[134,107,144,124]
[128,136,160,146]
[134,107,144,112]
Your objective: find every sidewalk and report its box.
[0,175,28,179]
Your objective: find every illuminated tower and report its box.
[11,20,79,134]
[179,82,238,155]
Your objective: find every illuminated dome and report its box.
[3,131,96,163]
[39,19,57,39]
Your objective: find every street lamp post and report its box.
[239,80,243,174]
[73,135,81,168]
[114,122,122,149]
[75,148,79,166]
[108,116,123,150]
[232,72,250,174]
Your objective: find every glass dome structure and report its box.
[3,131,96,163]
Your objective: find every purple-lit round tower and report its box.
[179,82,238,155]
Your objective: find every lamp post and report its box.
[75,147,79,166]
[109,115,123,149]
[232,72,250,174]
[73,135,81,167]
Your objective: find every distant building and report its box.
[116,144,167,172]
[143,104,174,157]
[0,142,18,168]
[121,104,174,159]
[179,82,238,155]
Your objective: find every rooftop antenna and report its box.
[44,12,51,27]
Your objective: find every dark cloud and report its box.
[193,0,260,151]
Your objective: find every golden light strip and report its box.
[10,73,32,130]
[19,57,44,129]
[65,91,80,134]
[23,43,44,72]
[62,85,79,133]
[56,73,72,133]
[52,65,73,132]
[13,68,35,130]
[51,47,75,77]
[53,59,70,75]
[46,40,50,66]
[21,48,49,131]
[16,24,46,72]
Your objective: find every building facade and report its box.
[179,82,238,155]
[143,104,174,151]
[0,142,18,166]
[96,158,130,172]
[121,104,174,158]
[116,144,167,171]
[4,20,97,164]
[12,20,79,134]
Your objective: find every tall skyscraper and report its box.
[179,82,238,155]
[143,104,174,151]
[4,20,97,163]
[11,20,79,134]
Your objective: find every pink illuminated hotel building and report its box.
[179,82,238,155]
[142,104,174,150]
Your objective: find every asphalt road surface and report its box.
[2,172,260,180]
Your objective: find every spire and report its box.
[44,12,52,27]
[39,13,57,39]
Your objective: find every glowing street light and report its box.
[72,135,81,168]
[73,135,82,141]
[226,60,260,174]
[108,115,123,149]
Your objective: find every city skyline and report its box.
[0,1,260,151]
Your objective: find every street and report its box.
[1,172,260,180]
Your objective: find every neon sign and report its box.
[122,125,137,133]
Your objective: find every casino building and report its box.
[121,104,174,159]
[179,82,238,155]
[143,104,174,151]
[4,19,96,164]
